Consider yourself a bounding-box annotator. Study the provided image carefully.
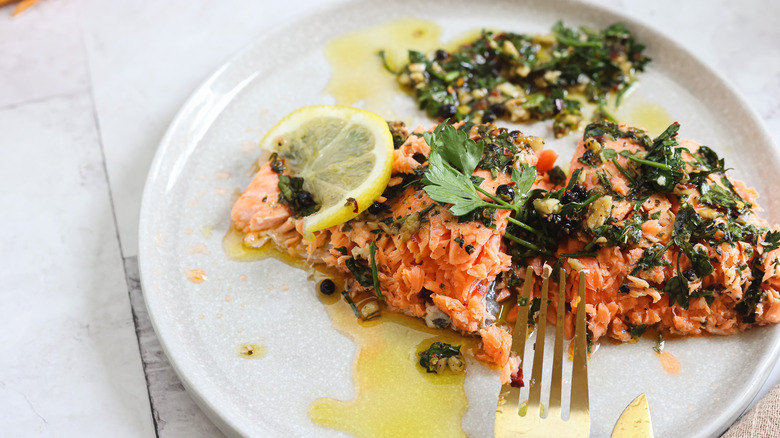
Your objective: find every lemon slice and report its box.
[259,105,394,239]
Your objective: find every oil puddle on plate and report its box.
[225,227,477,437]
[323,17,443,117]
[617,97,675,135]
[309,297,477,438]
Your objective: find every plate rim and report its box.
[137,1,780,436]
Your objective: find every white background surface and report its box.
[1,0,778,436]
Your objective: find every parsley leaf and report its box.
[511,165,537,198]
[763,231,780,252]
[699,181,739,209]
[422,152,491,216]
[428,124,484,176]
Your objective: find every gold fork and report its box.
[495,266,590,437]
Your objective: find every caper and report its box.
[683,269,697,281]
[496,184,515,202]
[439,104,457,119]
[296,190,315,207]
[367,201,383,215]
[489,103,506,118]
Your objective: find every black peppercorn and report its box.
[434,49,449,61]
[481,110,496,123]
[319,279,336,295]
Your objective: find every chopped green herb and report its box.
[277,174,319,217]
[653,333,665,353]
[346,257,374,289]
[369,241,383,300]
[548,166,567,185]
[267,153,319,217]
[629,323,648,338]
[377,50,398,74]
[342,291,361,319]
[763,231,780,252]
[736,266,766,322]
[418,342,463,374]
[399,22,649,136]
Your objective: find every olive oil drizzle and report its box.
[308,306,474,438]
[224,227,474,437]
[323,18,443,117]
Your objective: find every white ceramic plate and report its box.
[138,0,780,436]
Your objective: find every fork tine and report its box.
[495,266,533,419]
[510,266,535,363]
[548,268,566,417]
[526,266,551,415]
[495,268,590,438]
[570,271,590,428]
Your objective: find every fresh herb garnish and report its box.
[653,333,665,354]
[419,123,548,255]
[276,175,319,217]
[630,122,686,194]
[763,231,780,252]
[632,243,673,274]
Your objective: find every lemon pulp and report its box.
[259,105,394,237]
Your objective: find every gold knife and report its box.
[611,393,654,438]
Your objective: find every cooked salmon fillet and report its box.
[232,122,552,378]
[518,122,780,346]
[231,118,780,380]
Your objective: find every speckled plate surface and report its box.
[138,0,780,436]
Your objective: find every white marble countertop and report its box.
[1,0,778,436]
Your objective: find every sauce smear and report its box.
[657,350,681,375]
[236,342,267,359]
[185,269,207,283]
